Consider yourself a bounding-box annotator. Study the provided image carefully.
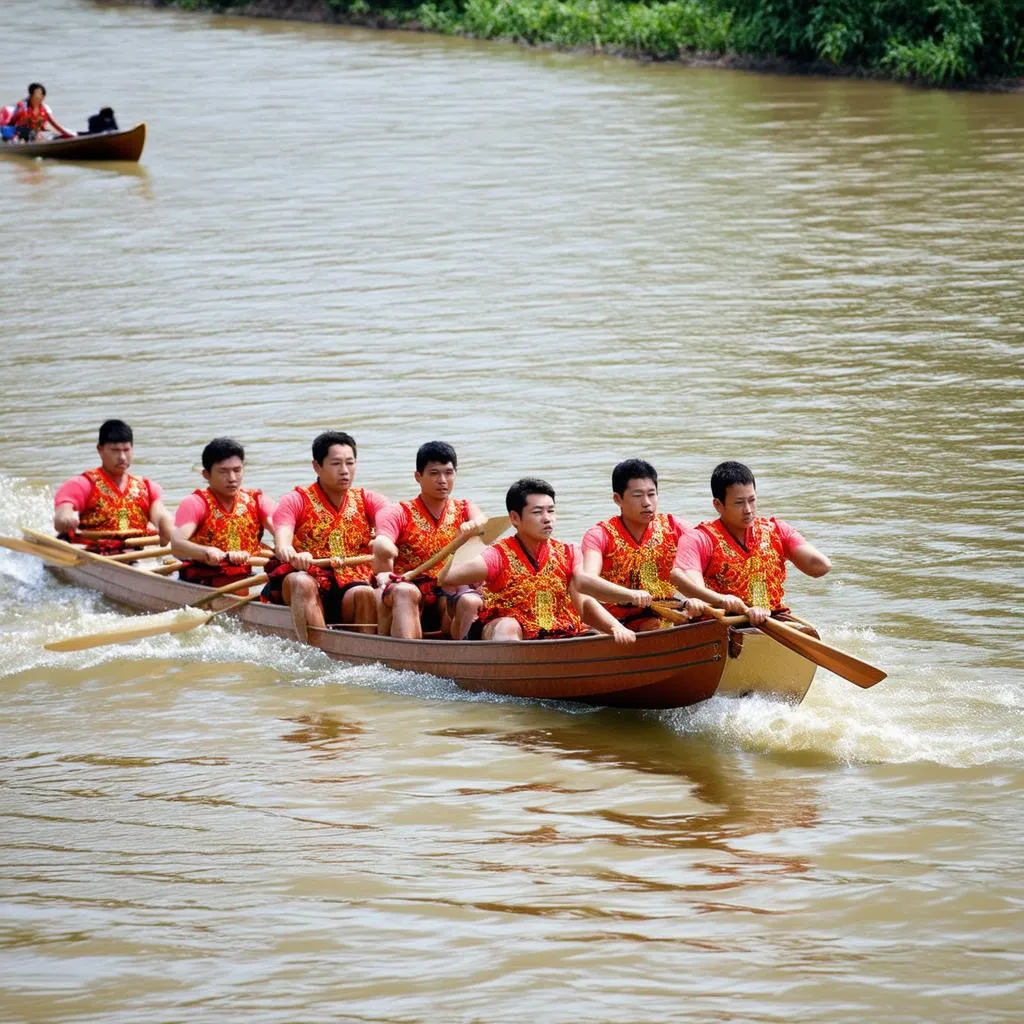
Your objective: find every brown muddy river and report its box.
[1,1,1022,1020]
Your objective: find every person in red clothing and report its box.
[53,419,173,553]
[581,458,704,631]
[372,441,486,640]
[670,461,831,626]
[171,438,276,589]
[263,431,388,642]
[439,477,652,644]
[9,83,74,141]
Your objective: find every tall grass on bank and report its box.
[172,0,1024,85]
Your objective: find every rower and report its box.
[439,477,653,644]
[262,431,387,642]
[670,460,831,626]
[53,419,173,553]
[372,441,486,640]
[581,458,704,630]
[8,83,74,141]
[171,437,276,588]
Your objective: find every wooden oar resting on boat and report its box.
[10,528,846,710]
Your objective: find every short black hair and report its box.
[28,83,45,98]
[313,430,357,465]
[416,440,457,473]
[711,461,756,502]
[612,458,658,497]
[202,437,245,471]
[98,419,133,446]
[505,477,555,515]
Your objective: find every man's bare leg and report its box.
[283,572,325,644]
[342,584,379,635]
[481,616,523,642]
[384,582,423,639]
[447,592,484,640]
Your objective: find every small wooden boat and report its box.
[25,533,817,710]
[1,123,146,162]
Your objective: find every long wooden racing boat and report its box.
[1,123,146,162]
[27,535,817,710]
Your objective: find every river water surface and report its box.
[1,1,1022,1020]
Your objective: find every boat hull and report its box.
[35,541,816,709]
[2,123,146,162]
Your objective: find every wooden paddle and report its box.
[41,553,375,651]
[124,535,162,548]
[45,593,265,652]
[654,601,885,689]
[74,529,149,540]
[0,535,83,568]
[106,545,173,563]
[401,515,510,582]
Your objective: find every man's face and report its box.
[315,445,357,491]
[715,482,757,534]
[97,442,132,476]
[613,477,658,524]
[204,456,244,499]
[511,494,556,545]
[416,462,456,503]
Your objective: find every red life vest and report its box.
[12,100,48,133]
[697,516,788,610]
[180,488,265,584]
[479,537,584,639]
[394,496,470,579]
[292,483,373,586]
[595,514,678,618]
[77,468,152,534]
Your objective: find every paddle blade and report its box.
[45,607,213,652]
[760,618,886,689]
[0,535,81,567]
[479,515,511,545]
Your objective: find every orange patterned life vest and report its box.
[697,516,788,610]
[394,496,470,579]
[292,483,373,586]
[78,468,152,534]
[190,488,265,554]
[479,537,584,639]
[597,514,677,598]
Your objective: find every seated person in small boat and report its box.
[262,431,387,642]
[581,458,704,631]
[7,83,75,141]
[670,461,831,626]
[439,477,653,644]
[53,419,173,553]
[372,441,486,640]
[86,107,118,135]
[171,437,276,589]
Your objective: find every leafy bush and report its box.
[171,0,1024,83]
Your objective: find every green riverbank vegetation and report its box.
[165,0,1024,86]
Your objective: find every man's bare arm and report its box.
[789,542,831,578]
[573,567,650,608]
[149,499,175,545]
[438,552,488,588]
[54,502,79,535]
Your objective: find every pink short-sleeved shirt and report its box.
[174,490,277,529]
[481,539,581,592]
[673,518,806,575]
[54,472,163,511]
[581,513,688,558]
[272,487,389,533]
[374,502,411,544]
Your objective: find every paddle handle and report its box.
[401,519,500,581]
[74,529,150,540]
[107,545,173,563]
[189,553,372,608]
[124,535,161,548]
[207,592,263,620]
